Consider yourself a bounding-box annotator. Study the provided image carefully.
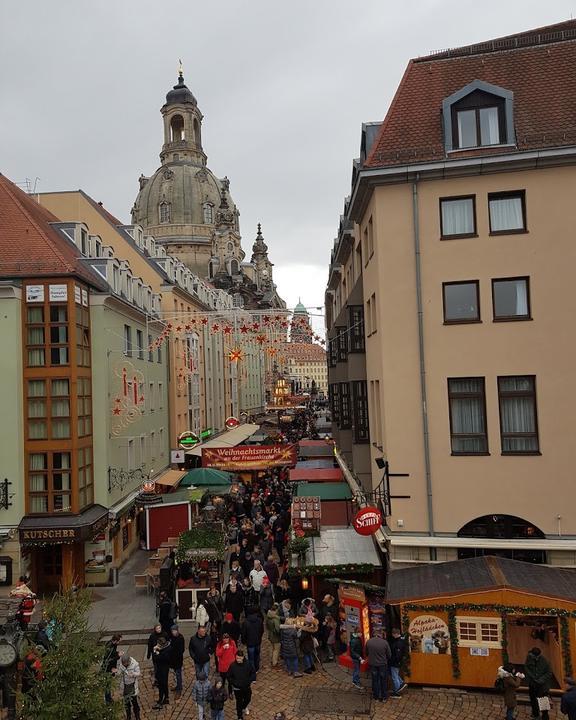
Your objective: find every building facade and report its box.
[328,20,576,567]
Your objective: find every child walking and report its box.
[192,671,212,720]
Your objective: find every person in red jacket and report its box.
[215,633,237,698]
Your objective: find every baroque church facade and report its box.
[131,70,285,311]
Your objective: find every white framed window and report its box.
[456,617,502,648]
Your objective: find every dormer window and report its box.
[203,203,214,224]
[159,202,171,224]
[443,80,515,153]
[453,92,503,149]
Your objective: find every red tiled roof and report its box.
[279,342,326,361]
[0,174,106,288]
[365,19,576,168]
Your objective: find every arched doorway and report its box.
[457,514,546,564]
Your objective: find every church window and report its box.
[159,202,171,224]
[170,114,185,142]
[209,258,219,279]
[203,203,214,224]
[193,118,201,146]
[229,259,240,275]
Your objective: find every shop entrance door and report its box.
[36,545,63,595]
[506,616,561,688]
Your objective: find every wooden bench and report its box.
[134,574,148,589]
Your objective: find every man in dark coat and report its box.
[389,628,408,695]
[169,625,185,695]
[241,607,264,681]
[102,633,121,703]
[224,582,245,622]
[227,650,252,720]
[365,631,391,703]
[146,624,165,687]
[158,591,176,636]
[561,677,576,720]
[152,637,172,709]
[263,555,280,588]
[525,647,553,719]
[189,624,214,678]
[223,612,242,645]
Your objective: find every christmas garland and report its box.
[176,526,226,563]
[287,563,375,578]
[402,602,574,681]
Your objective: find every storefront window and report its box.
[456,617,501,648]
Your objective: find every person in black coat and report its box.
[169,625,185,695]
[561,678,576,720]
[158,591,175,636]
[189,625,214,678]
[389,628,408,694]
[102,633,121,704]
[223,613,242,645]
[152,637,172,709]
[241,608,264,680]
[224,582,244,622]
[146,624,165,687]
[227,650,252,719]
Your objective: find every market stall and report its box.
[387,555,576,690]
[293,482,352,526]
[174,524,226,622]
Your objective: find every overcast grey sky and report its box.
[1,1,573,317]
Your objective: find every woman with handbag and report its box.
[525,647,552,719]
[117,654,141,720]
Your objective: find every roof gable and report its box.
[0,174,106,288]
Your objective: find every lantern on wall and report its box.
[301,577,309,591]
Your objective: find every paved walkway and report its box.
[88,550,157,632]
[113,639,565,719]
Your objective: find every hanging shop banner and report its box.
[202,444,297,470]
[408,614,451,655]
[353,506,383,536]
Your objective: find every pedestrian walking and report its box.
[224,581,245,622]
[158,591,177,636]
[169,624,185,695]
[242,577,259,611]
[147,624,165,687]
[102,633,121,704]
[365,630,391,703]
[208,677,227,720]
[525,647,553,719]
[228,650,253,719]
[349,626,363,689]
[196,599,210,630]
[189,624,214,678]
[266,604,281,667]
[259,576,275,616]
[152,636,172,709]
[241,606,264,680]
[389,627,408,695]
[496,663,524,720]
[263,555,280,588]
[299,619,316,674]
[192,671,212,720]
[280,622,302,677]
[249,560,267,592]
[215,633,237,697]
[222,612,242,645]
[561,677,576,720]
[117,654,141,720]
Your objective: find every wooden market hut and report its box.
[386,556,576,690]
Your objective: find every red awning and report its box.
[289,468,343,482]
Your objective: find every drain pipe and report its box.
[412,177,435,548]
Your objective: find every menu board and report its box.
[291,496,321,535]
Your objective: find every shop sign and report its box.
[202,444,297,470]
[49,284,68,302]
[353,506,383,536]
[470,647,489,656]
[408,614,451,655]
[200,428,213,440]
[171,449,186,464]
[178,431,199,450]
[81,288,88,306]
[225,416,240,429]
[75,286,82,305]
[20,528,79,542]
[26,285,44,303]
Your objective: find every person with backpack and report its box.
[496,663,524,720]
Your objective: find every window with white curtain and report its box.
[448,378,488,454]
[498,376,539,454]
[492,278,530,320]
[451,90,504,149]
[443,281,480,323]
[440,197,476,238]
[489,192,526,233]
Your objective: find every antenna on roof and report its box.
[14,177,40,195]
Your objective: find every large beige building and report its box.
[327,20,576,568]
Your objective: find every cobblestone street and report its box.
[121,643,566,720]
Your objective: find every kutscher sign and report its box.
[353,506,383,536]
[202,444,297,470]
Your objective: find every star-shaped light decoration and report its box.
[201,317,209,326]
[229,348,244,362]
[256,334,267,345]
[240,324,250,334]
[211,323,220,334]
[223,325,233,335]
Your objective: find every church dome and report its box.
[132,161,236,233]
[293,300,308,314]
[165,75,196,106]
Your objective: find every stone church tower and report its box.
[131,68,286,311]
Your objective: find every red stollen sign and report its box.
[225,416,240,429]
[353,506,383,536]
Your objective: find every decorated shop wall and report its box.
[397,588,576,689]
